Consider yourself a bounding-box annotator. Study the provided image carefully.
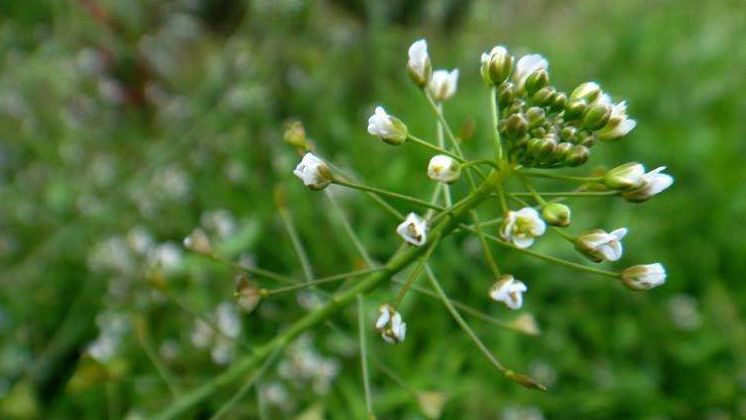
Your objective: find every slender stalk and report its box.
[517,170,603,183]
[256,383,268,420]
[462,159,500,171]
[470,210,501,277]
[278,206,315,281]
[357,295,374,417]
[435,104,453,208]
[153,170,506,419]
[264,267,383,295]
[508,191,618,198]
[326,191,374,265]
[134,317,181,398]
[333,179,445,211]
[372,357,418,396]
[423,91,464,157]
[407,134,465,162]
[490,86,503,161]
[394,241,439,307]
[495,181,509,213]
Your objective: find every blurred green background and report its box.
[1,0,745,418]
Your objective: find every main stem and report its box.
[154,169,507,419]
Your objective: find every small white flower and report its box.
[183,227,212,255]
[293,153,332,190]
[622,166,674,202]
[621,263,667,291]
[514,54,548,91]
[575,228,628,262]
[396,212,428,246]
[489,274,528,310]
[605,162,646,190]
[500,207,546,248]
[427,69,459,102]
[367,106,408,145]
[427,154,461,183]
[407,39,431,87]
[376,304,406,344]
[596,94,636,140]
[480,45,513,85]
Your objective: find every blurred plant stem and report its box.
[153,168,507,419]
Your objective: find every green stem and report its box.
[153,170,507,419]
[516,170,603,183]
[264,267,383,295]
[470,210,501,277]
[508,191,618,198]
[333,179,445,211]
[357,295,374,417]
[490,86,503,161]
[407,134,465,162]
[134,317,181,398]
[394,240,439,307]
[278,206,315,281]
[462,159,500,171]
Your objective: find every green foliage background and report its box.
[1,0,745,418]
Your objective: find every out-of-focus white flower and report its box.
[293,153,332,190]
[235,274,262,313]
[215,302,241,339]
[183,227,212,255]
[396,212,428,246]
[367,106,408,145]
[596,94,636,140]
[407,39,431,87]
[489,274,528,310]
[622,167,674,202]
[427,69,459,101]
[514,54,548,91]
[621,263,667,291]
[148,242,183,272]
[605,162,646,190]
[480,45,513,86]
[427,154,461,183]
[375,304,406,344]
[190,320,213,349]
[500,207,546,248]
[575,228,628,262]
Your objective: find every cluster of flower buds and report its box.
[482,47,636,168]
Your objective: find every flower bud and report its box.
[514,54,548,92]
[480,45,514,86]
[525,68,549,96]
[282,120,307,149]
[505,370,547,391]
[597,99,636,140]
[428,69,459,102]
[560,126,577,142]
[183,228,212,255]
[505,113,528,139]
[554,141,573,159]
[542,203,571,227]
[427,154,461,184]
[489,274,528,309]
[531,86,556,107]
[550,92,568,112]
[408,39,432,88]
[235,273,262,313]
[564,99,587,120]
[526,107,546,129]
[367,106,408,145]
[582,103,611,130]
[396,212,428,246]
[535,136,557,161]
[293,153,333,190]
[575,228,627,262]
[605,162,645,190]
[565,145,589,167]
[497,82,515,108]
[622,166,674,202]
[621,263,667,291]
[570,82,602,103]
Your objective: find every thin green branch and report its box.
[278,206,315,281]
[264,267,384,295]
[407,134,465,162]
[357,295,374,417]
[333,179,445,212]
[394,240,439,307]
[490,86,504,161]
[134,317,182,398]
[516,170,603,183]
[507,191,618,198]
[470,210,501,277]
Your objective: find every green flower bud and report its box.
[526,137,543,155]
[582,103,611,130]
[536,136,557,161]
[542,203,571,227]
[604,162,645,190]
[525,69,549,96]
[551,92,567,112]
[505,113,528,139]
[570,82,602,103]
[481,46,514,86]
[566,145,589,167]
[564,99,587,121]
[560,126,577,142]
[526,107,546,129]
[497,82,515,109]
[531,86,556,107]
[555,141,573,159]
[283,120,308,149]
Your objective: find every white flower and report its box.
[376,304,407,344]
[596,94,636,140]
[427,154,461,183]
[396,212,428,246]
[605,162,646,190]
[293,153,332,190]
[622,166,674,202]
[183,227,211,255]
[407,39,431,87]
[489,274,528,310]
[480,45,513,85]
[514,54,548,91]
[621,263,667,291]
[427,69,459,101]
[500,207,546,248]
[575,228,628,262]
[367,106,408,145]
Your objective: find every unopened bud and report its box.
[184,228,212,255]
[536,137,557,161]
[505,370,547,391]
[555,141,573,159]
[542,203,571,227]
[283,120,307,149]
[526,107,546,129]
[531,86,556,107]
[235,273,262,312]
[480,46,514,86]
[408,39,432,88]
[564,99,587,120]
[525,69,549,96]
[582,103,611,130]
[551,92,568,112]
[505,113,528,139]
[570,82,602,103]
[497,82,515,108]
[560,126,577,142]
[605,162,645,190]
[566,145,589,167]
[621,263,666,291]
[367,107,408,145]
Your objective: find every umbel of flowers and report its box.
[288,39,673,386]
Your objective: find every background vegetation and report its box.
[1,0,745,418]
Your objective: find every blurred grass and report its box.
[1,0,745,418]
